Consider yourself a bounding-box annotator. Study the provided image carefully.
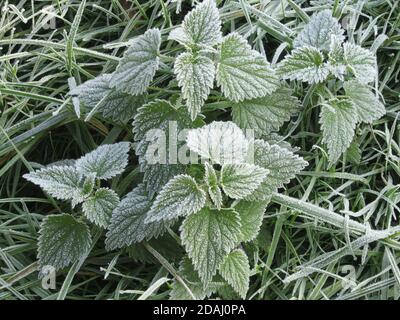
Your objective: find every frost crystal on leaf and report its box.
[235,200,268,242]
[82,188,119,228]
[106,185,168,250]
[174,52,215,120]
[181,207,242,284]
[319,98,358,164]
[170,0,222,48]
[204,162,223,210]
[277,46,330,83]
[220,163,269,199]
[293,10,345,51]
[232,87,299,135]
[219,249,250,299]
[145,174,206,223]
[75,142,130,179]
[23,166,87,205]
[247,140,308,200]
[343,43,377,84]
[216,33,279,102]
[110,28,161,95]
[38,214,91,270]
[70,74,145,122]
[186,121,250,164]
[343,80,385,123]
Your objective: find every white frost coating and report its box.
[344,80,386,123]
[293,9,345,51]
[38,214,91,270]
[343,42,377,84]
[181,207,242,284]
[145,174,206,223]
[232,87,299,135]
[174,52,215,120]
[220,249,250,299]
[110,28,161,95]
[82,188,119,228]
[217,33,279,102]
[106,184,169,250]
[319,99,357,164]
[276,46,330,83]
[169,0,222,47]
[186,121,250,165]
[220,163,269,199]
[75,142,130,179]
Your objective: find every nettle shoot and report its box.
[21,0,389,300]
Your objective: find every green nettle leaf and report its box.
[216,33,279,102]
[106,185,168,250]
[170,257,221,300]
[247,140,308,200]
[219,249,250,299]
[220,163,269,199]
[186,121,250,164]
[175,52,215,120]
[343,80,385,123]
[293,10,345,51]
[38,214,91,270]
[82,188,119,228]
[145,175,206,223]
[231,87,299,135]
[133,99,193,196]
[75,142,130,179]
[169,0,222,47]
[23,166,87,205]
[110,28,161,95]
[343,43,376,84]
[319,99,358,164]
[204,162,223,210]
[70,74,145,122]
[234,200,268,242]
[277,46,330,83]
[181,207,242,284]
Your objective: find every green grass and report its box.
[1,0,400,300]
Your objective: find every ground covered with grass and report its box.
[1,0,400,300]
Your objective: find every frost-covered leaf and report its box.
[216,33,279,102]
[277,46,330,83]
[186,121,249,164]
[38,214,91,270]
[170,257,221,300]
[232,88,299,135]
[235,200,268,242]
[181,207,242,284]
[220,163,269,199]
[327,36,346,80]
[145,175,206,223]
[343,80,385,123]
[343,43,376,84]
[70,74,145,122]
[175,52,215,120]
[23,166,87,204]
[82,188,119,228]
[110,28,161,95]
[133,99,194,196]
[248,140,308,200]
[320,99,358,164]
[106,185,168,250]
[204,162,222,209]
[169,0,222,47]
[75,142,130,179]
[293,10,345,51]
[219,249,250,299]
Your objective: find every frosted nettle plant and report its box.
[277,10,386,164]
[23,143,130,270]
